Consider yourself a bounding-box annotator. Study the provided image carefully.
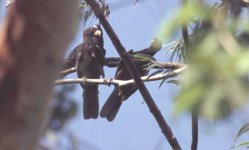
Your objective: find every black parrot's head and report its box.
[82,25,106,66]
[150,37,162,52]
[83,25,102,38]
[83,25,104,48]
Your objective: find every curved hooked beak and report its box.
[94,29,102,37]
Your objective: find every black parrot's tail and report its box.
[83,85,99,119]
[100,88,122,121]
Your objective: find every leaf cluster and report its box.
[159,0,249,119]
[80,0,110,26]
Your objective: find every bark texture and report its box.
[0,0,79,150]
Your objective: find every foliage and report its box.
[48,85,77,131]
[159,0,249,119]
[229,123,249,149]
[39,85,78,149]
[43,0,249,149]
[80,0,110,26]
[236,123,249,140]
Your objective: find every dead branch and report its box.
[55,66,187,86]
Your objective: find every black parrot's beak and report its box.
[94,29,102,37]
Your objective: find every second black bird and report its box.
[100,38,162,121]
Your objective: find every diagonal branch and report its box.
[85,0,182,149]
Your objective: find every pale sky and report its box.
[1,0,248,150]
[65,0,248,150]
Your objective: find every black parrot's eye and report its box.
[90,30,96,36]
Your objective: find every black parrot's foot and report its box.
[103,78,113,86]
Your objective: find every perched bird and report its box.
[66,25,106,119]
[100,38,162,121]
[63,25,104,71]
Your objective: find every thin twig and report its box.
[151,61,185,70]
[60,67,76,77]
[59,57,119,77]
[181,0,198,149]
[105,57,120,67]
[85,0,181,149]
[191,112,198,150]
[59,60,185,77]
[55,66,187,86]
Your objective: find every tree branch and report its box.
[105,57,120,67]
[85,0,181,149]
[55,66,187,86]
[151,61,186,70]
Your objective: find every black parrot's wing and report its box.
[101,53,154,121]
[62,44,82,71]
[101,38,162,121]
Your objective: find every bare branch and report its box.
[55,66,187,86]
[104,57,120,67]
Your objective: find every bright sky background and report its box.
[65,0,249,150]
[1,0,249,150]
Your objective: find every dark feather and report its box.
[100,38,162,121]
[66,25,105,119]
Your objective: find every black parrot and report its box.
[100,38,162,121]
[66,25,106,119]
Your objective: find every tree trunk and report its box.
[0,0,79,150]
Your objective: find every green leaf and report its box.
[236,141,249,148]
[146,63,160,71]
[147,69,164,79]
[235,123,249,141]
[167,79,181,85]
[174,83,206,116]
[132,54,155,62]
[158,77,168,89]
[158,1,210,41]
